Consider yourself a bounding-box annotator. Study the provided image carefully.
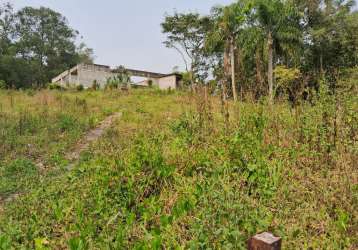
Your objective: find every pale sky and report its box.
[7,0,233,74]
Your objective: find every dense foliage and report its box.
[162,0,358,103]
[0,3,93,89]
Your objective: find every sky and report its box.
[7,0,233,74]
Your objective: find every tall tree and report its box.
[0,3,95,88]
[0,2,15,56]
[208,2,252,101]
[15,7,80,86]
[0,3,26,89]
[161,13,212,84]
[302,0,358,77]
[253,0,301,103]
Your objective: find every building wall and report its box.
[62,74,70,85]
[53,64,179,90]
[148,78,159,87]
[64,71,79,86]
[78,64,115,88]
[157,75,177,90]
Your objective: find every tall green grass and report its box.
[0,87,357,249]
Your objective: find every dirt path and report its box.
[65,112,122,169]
[0,112,122,208]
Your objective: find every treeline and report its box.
[0,2,93,89]
[162,0,358,103]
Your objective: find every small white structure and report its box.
[52,63,181,90]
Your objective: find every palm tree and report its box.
[253,0,301,103]
[208,2,251,102]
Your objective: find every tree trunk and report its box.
[230,38,238,102]
[267,31,274,104]
[320,53,324,77]
[223,40,231,98]
[255,47,264,97]
[235,47,243,101]
[190,64,195,93]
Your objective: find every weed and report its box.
[0,88,356,249]
[57,114,78,132]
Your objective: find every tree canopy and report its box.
[0,3,93,88]
[161,13,213,83]
[162,0,358,103]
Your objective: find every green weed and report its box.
[0,88,356,249]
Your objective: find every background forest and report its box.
[0,3,93,89]
[161,0,358,104]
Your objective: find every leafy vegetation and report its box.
[0,90,120,201]
[162,0,358,103]
[0,87,356,249]
[105,67,132,90]
[0,0,357,249]
[0,3,93,89]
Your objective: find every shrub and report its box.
[133,136,174,179]
[274,65,303,103]
[18,110,39,135]
[76,84,84,91]
[170,112,200,145]
[75,97,88,113]
[25,89,36,96]
[105,78,118,90]
[105,77,120,90]
[123,134,175,211]
[57,114,77,132]
[48,83,64,90]
[105,69,131,90]
[227,112,280,198]
[0,80,6,89]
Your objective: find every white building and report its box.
[52,63,181,90]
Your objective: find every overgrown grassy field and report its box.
[0,89,357,249]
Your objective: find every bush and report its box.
[25,89,36,96]
[57,114,78,132]
[274,65,303,104]
[105,71,131,90]
[76,84,84,91]
[105,77,119,90]
[0,80,6,89]
[48,83,64,90]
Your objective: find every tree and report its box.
[0,3,94,88]
[0,3,24,88]
[253,0,301,103]
[236,23,267,98]
[161,13,212,84]
[0,2,15,56]
[77,42,95,64]
[15,7,80,86]
[207,2,252,101]
[301,0,358,76]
